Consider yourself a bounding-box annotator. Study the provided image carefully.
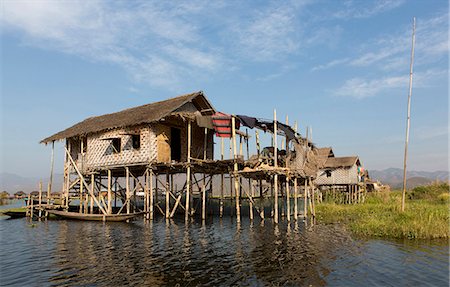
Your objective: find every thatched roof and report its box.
[315,147,334,168]
[41,91,215,143]
[323,156,360,169]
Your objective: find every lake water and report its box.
[0,200,448,286]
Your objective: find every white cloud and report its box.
[1,0,222,88]
[333,0,405,19]
[333,69,447,99]
[231,4,302,61]
[333,75,408,99]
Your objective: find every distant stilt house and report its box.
[1,191,11,199]
[315,152,365,203]
[14,191,26,199]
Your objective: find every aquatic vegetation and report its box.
[316,184,450,239]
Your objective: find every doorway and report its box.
[171,127,181,162]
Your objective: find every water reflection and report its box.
[0,214,448,286]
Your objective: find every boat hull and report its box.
[47,210,143,222]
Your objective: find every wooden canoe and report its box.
[47,210,143,222]
[2,210,27,218]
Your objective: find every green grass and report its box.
[316,183,450,239]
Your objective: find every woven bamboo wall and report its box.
[83,125,156,171]
[315,165,358,185]
[68,118,213,173]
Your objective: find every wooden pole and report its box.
[126,167,130,214]
[90,174,94,214]
[232,116,240,223]
[401,17,416,212]
[150,170,154,220]
[220,137,224,218]
[107,170,112,214]
[79,174,84,213]
[48,141,55,199]
[273,109,279,224]
[304,179,308,218]
[250,179,254,221]
[64,147,107,214]
[38,180,43,218]
[185,120,192,220]
[166,172,170,219]
[294,177,298,221]
[202,174,206,220]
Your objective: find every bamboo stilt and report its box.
[185,121,192,221]
[232,116,240,223]
[304,179,308,218]
[166,172,170,219]
[107,170,112,214]
[126,167,130,214]
[249,179,254,221]
[90,174,94,214]
[38,180,42,218]
[294,177,298,221]
[202,174,206,220]
[150,170,154,220]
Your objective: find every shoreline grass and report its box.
[316,183,450,239]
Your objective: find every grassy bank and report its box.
[316,183,450,239]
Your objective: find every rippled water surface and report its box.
[1,201,448,286]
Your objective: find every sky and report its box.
[0,0,448,179]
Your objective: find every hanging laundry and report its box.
[212,112,240,138]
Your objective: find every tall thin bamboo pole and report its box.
[401,17,416,212]
[273,109,278,224]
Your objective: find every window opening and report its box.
[112,138,121,153]
[132,134,141,149]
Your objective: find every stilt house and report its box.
[41,91,215,173]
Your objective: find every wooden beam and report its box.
[64,147,107,215]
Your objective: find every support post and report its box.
[150,170,154,220]
[185,121,192,221]
[38,180,43,218]
[126,167,130,214]
[166,172,170,219]
[48,141,55,200]
[304,179,308,218]
[220,138,224,218]
[90,174,94,214]
[249,179,254,221]
[232,116,241,223]
[107,170,112,214]
[294,177,298,221]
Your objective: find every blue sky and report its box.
[1,0,448,178]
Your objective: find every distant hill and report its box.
[0,172,63,193]
[369,168,449,189]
